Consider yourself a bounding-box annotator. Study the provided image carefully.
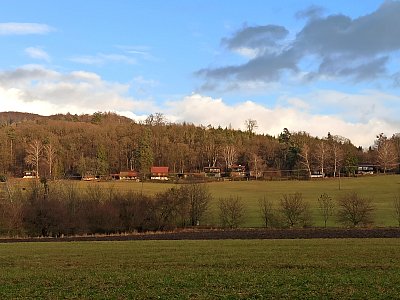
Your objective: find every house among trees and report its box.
[81,174,97,181]
[23,170,37,179]
[248,170,263,179]
[228,165,246,178]
[357,165,376,175]
[111,171,138,180]
[2,112,399,183]
[310,171,325,178]
[151,166,169,180]
[204,166,221,178]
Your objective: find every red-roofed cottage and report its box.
[151,166,169,180]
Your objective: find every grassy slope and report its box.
[0,239,399,299]
[10,175,400,227]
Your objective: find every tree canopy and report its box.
[0,111,397,179]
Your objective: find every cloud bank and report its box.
[166,94,398,148]
[197,1,400,89]
[0,65,397,148]
[0,65,153,120]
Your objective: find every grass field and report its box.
[8,174,400,227]
[0,239,399,299]
[204,175,400,227]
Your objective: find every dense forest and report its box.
[0,111,399,180]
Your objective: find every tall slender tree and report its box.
[375,134,398,173]
[25,140,43,178]
[43,143,56,179]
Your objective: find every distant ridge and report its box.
[0,111,134,125]
[0,111,43,125]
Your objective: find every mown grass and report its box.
[9,174,400,227]
[0,239,399,299]
[81,175,400,227]
[206,175,400,227]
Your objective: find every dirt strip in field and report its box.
[1,228,400,243]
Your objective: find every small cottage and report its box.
[23,170,37,179]
[111,171,138,180]
[204,166,221,178]
[228,165,246,178]
[151,166,169,180]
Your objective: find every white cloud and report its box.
[233,47,262,59]
[0,23,54,35]
[285,97,311,110]
[0,87,148,120]
[165,94,398,148]
[70,53,136,65]
[301,89,400,124]
[25,47,50,62]
[1,64,397,148]
[115,45,156,61]
[0,65,154,118]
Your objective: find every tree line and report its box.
[0,181,211,237]
[0,111,399,179]
[2,180,400,237]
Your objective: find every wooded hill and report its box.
[0,111,399,179]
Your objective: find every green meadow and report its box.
[2,177,400,299]
[71,175,400,227]
[7,174,400,227]
[0,239,399,299]
[206,175,400,227]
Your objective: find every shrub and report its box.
[218,196,245,228]
[258,195,275,228]
[317,193,334,227]
[337,192,374,227]
[280,192,312,227]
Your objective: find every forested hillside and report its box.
[0,111,399,179]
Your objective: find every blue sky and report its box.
[0,0,399,147]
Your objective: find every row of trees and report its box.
[223,190,400,229]
[0,112,399,179]
[257,192,376,228]
[0,182,211,237]
[223,192,377,229]
[2,181,399,237]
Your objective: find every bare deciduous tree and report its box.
[43,143,56,179]
[315,140,327,177]
[280,192,312,227]
[299,144,312,178]
[375,134,398,174]
[331,142,344,177]
[393,193,400,227]
[182,183,211,226]
[245,119,258,135]
[204,142,219,167]
[337,192,374,227]
[258,195,274,228]
[221,145,236,169]
[25,140,43,178]
[145,112,167,126]
[248,153,265,180]
[317,193,334,227]
[218,196,245,228]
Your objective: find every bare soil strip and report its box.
[1,228,400,243]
